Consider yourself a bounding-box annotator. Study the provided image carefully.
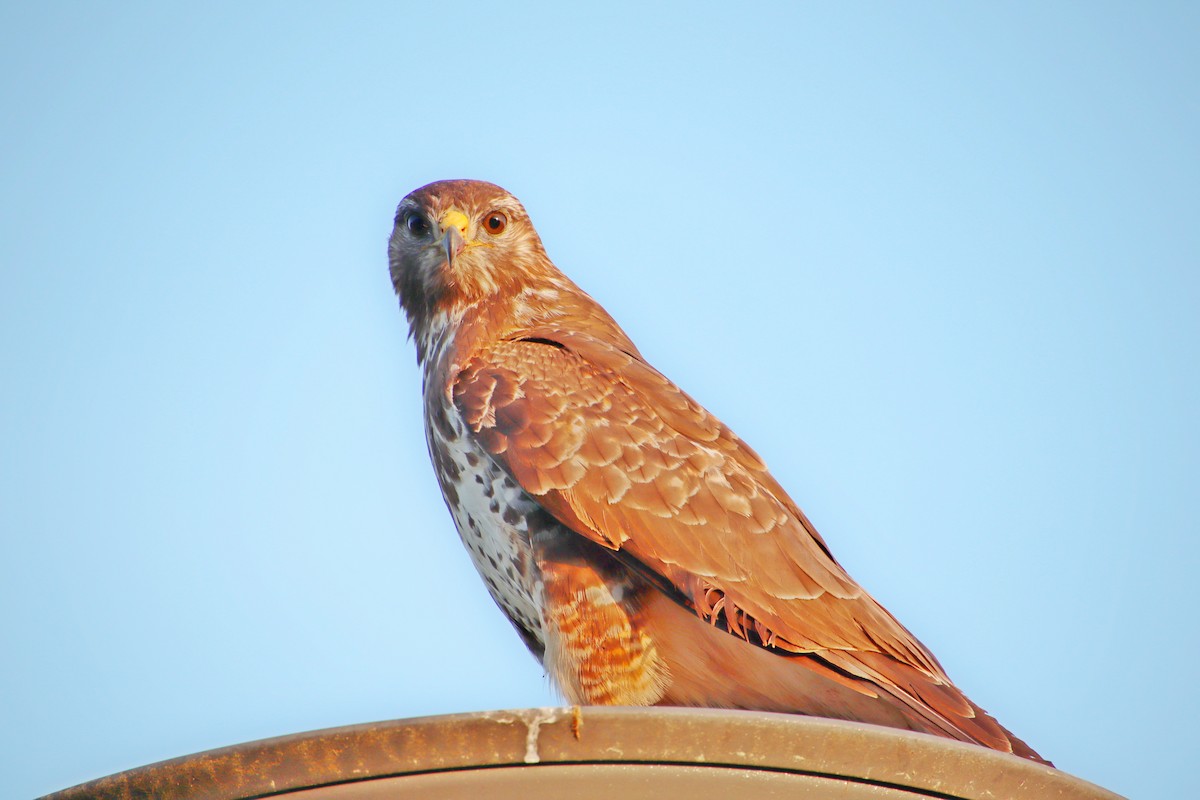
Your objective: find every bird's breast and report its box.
[424,393,547,655]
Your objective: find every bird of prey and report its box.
[387,179,1048,764]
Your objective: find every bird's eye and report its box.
[405,211,431,237]
[483,211,508,235]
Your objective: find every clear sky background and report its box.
[2,4,1196,798]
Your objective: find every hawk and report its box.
[387,179,1048,764]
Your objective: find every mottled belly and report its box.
[425,412,547,655]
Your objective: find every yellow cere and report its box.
[439,209,470,236]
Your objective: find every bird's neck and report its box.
[412,278,639,374]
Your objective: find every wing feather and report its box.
[451,329,1040,758]
[454,333,924,655]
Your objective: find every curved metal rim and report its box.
[40,707,1123,800]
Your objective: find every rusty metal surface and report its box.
[41,707,1124,800]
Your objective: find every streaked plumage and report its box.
[387,179,1048,764]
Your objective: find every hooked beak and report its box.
[440,209,469,267]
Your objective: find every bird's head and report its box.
[389,180,552,339]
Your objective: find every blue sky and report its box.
[2,4,1196,798]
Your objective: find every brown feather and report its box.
[389,179,1051,766]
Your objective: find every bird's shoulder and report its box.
[450,325,761,471]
